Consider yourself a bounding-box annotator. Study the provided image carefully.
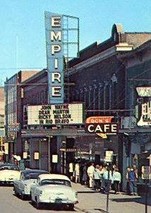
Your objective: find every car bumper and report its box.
[38,196,78,204]
[0,180,14,185]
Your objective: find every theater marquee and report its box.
[27,103,84,125]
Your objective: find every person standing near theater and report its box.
[127,167,138,195]
[102,165,113,193]
[126,166,131,194]
[69,162,74,181]
[74,162,80,183]
[93,164,102,191]
[87,162,95,188]
[81,162,88,185]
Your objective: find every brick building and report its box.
[66,23,151,187]
[118,39,151,185]
[5,70,39,161]
[0,87,5,161]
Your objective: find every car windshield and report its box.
[0,164,19,171]
[40,179,71,187]
[24,173,42,180]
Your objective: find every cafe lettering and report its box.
[86,123,118,134]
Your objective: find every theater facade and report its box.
[4,13,151,188]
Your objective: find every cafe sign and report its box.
[85,116,118,135]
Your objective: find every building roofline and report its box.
[118,39,151,59]
[21,69,47,85]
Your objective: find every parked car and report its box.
[13,169,49,199]
[30,173,78,210]
[0,163,20,185]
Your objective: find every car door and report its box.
[14,172,22,194]
[18,172,25,194]
[31,178,39,200]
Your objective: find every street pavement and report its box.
[72,182,151,213]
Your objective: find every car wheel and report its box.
[14,188,18,196]
[35,198,41,209]
[68,204,74,211]
[20,193,25,200]
[31,197,35,206]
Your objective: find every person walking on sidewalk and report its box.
[74,162,80,183]
[112,167,121,194]
[87,162,95,188]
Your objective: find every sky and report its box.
[0,0,151,84]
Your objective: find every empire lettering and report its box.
[48,14,64,102]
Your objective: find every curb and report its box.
[75,206,108,213]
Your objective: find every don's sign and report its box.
[85,116,118,135]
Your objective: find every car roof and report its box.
[38,174,71,181]
[0,163,19,169]
[0,163,18,167]
[21,169,49,175]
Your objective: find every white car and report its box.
[13,169,49,199]
[30,173,78,210]
[0,163,20,185]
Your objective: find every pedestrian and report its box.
[99,165,104,191]
[93,164,101,191]
[127,167,138,195]
[102,165,113,194]
[81,162,88,185]
[126,166,131,194]
[112,167,121,194]
[133,165,138,181]
[87,162,95,188]
[74,162,80,183]
[69,162,74,181]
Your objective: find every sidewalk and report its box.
[72,182,151,213]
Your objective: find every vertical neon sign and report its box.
[45,12,64,104]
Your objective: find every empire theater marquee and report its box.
[27,103,84,125]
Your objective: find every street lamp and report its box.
[61,140,66,174]
[104,151,113,213]
[48,136,53,173]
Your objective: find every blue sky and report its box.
[0,0,151,84]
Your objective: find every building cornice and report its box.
[67,43,133,75]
